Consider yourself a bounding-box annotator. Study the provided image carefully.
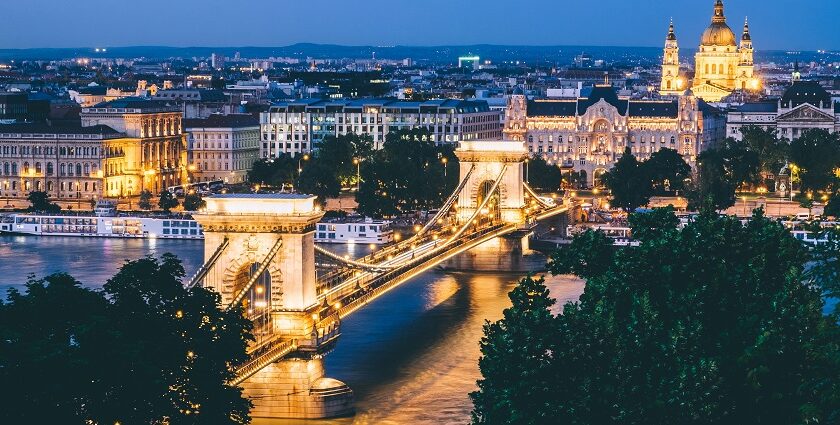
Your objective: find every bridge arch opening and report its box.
[593,168,607,188]
[233,262,272,334]
[476,180,501,222]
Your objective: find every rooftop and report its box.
[183,114,259,129]
[0,123,122,137]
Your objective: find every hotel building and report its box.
[260,98,502,158]
[184,114,260,184]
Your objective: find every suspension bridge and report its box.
[189,141,577,419]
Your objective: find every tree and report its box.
[602,148,652,211]
[0,255,254,424]
[355,129,457,218]
[740,126,788,186]
[26,190,60,213]
[687,139,759,211]
[471,209,840,424]
[526,156,562,191]
[138,190,153,210]
[296,160,342,203]
[470,275,558,424]
[158,190,179,212]
[248,155,297,187]
[182,193,206,211]
[789,129,840,195]
[642,148,691,195]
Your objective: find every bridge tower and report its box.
[192,194,353,420]
[455,140,528,224]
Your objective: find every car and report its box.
[795,212,811,221]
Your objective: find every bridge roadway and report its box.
[230,200,574,385]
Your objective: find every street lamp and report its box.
[298,154,310,177]
[441,157,448,177]
[524,158,529,183]
[353,158,361,192]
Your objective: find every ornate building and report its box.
[727,81,840,141]
[504,85,726,186]
[81,97,187,195]
[661,0,758,102]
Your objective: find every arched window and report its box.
[35,162,42,173]
[528,135,533,143]
[76,163,82,176]
[67,164,73,176]
[667,80,672,89]
[61,163,67,176]
[84,163,90,175]
[23,162,29,174]
[670,136,676,145]
[711,64,717,74]
[47,181,53,191]
[47,163,54,175]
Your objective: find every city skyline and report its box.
[2,0,840,51]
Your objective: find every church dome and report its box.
[700,0,736,46]
[701,22,736,46]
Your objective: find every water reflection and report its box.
[0,235,584,424]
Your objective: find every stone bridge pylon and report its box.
[192,194,354,419]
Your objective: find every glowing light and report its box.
[175,310,183,318]
[255,286,264,294]
[253,300,267,308]
[187,351,195,358]
[413,225,421,232]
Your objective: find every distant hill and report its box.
[0,43,817,65]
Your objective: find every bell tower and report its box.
[736,17,756,91]
[504,86,527,141]
[660,19,682,96]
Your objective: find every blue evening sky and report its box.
[2,0,837,50]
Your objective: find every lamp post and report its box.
[297,154,310,178]
[524,158,530,183]
[441,157,448,178]
[353,158,360,192]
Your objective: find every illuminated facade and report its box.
[661,0,757,102]
[505,85,725,185]
[727,81,840,140]
[81,97,187,195]
[261,98,502,158]
[0,124,129,201]
[184,114,260,184]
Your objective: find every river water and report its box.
[0,235,584,424]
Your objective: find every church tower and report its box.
[504,86,527,142]
[660,19,683,96]
[736,17,756,91]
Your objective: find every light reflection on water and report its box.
[0,235,584,424]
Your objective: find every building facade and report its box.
[81,97,187,194]
[260,98,502,158]
[660,0,758,102]
[184,114,260,184]
[727,81,840,140]
[505,85,725,186]
[0,124,130,202]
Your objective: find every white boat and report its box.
[0,201,203,239]
[315,217,394,245]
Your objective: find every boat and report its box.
[315,216,394,245]
[0,201,203,239]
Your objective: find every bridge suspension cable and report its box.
[412,164,476,240]
[185,237,229,289]
[444,164,508,245]
[522,182,553,209]
[226,237,284,311]
[314,245,398,270]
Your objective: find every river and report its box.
[0,235,584,424]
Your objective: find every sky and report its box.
[2,0,838,50]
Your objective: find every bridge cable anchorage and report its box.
[522,182,553,209]
[185,237,230,289]
[225,237,284,311]
[314,245,398,271]
[412,164,477,240]
[231,338,298,386]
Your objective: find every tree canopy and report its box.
[602,148,652,211]
[0,255,253,424]
[471,209,840,424]
[26,190,60,213]
[790,129,840,195]
[355,128,457,217]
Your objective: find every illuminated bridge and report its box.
[189,141,577,419]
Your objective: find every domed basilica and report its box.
[660,0,759,102]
